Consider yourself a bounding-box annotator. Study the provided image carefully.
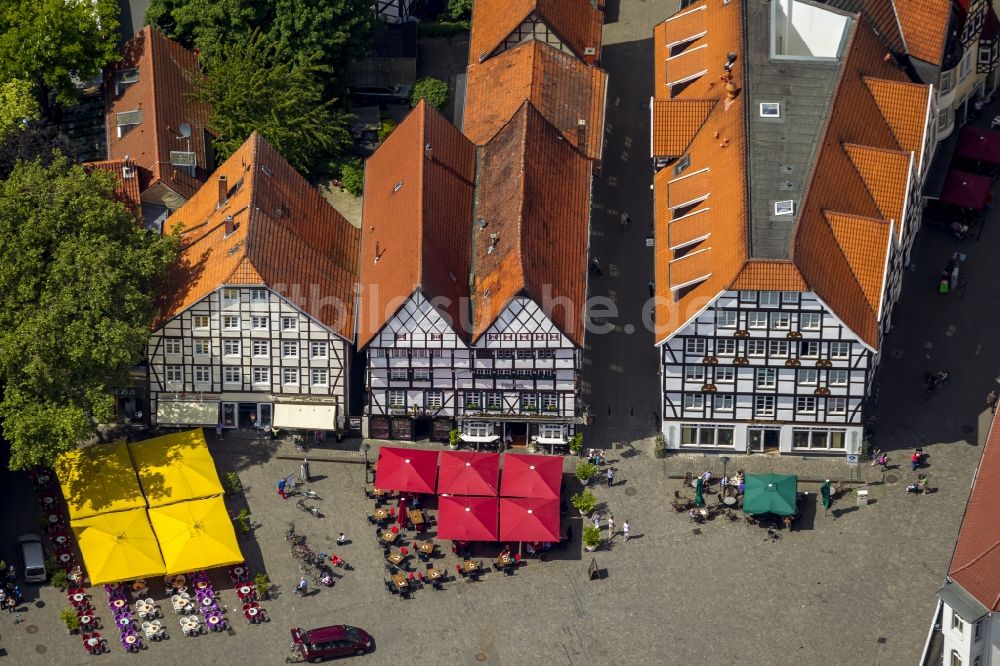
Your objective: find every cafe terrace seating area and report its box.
[35,429,270,654]
[367,448,567,599]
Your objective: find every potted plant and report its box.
[60,607,81,634]
[569,432,584,455]
[235,509,250,535]
[51,569,69,590]
[254,573,271,600]
[576,461,598,485]
[448,429,461,449]
[654,432,667,459]
[583,525,601,552]
[571,489,597,516]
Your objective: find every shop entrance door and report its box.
[748,428,781,453]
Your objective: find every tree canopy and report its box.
[0,120,70,181]
[0,80,39,141]
[0,156,178,469]
[0,0,120,118]
[192,32,353,176]
[411,77,450,111]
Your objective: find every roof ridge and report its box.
[415,101,428,290]
[950,539,1000,576]
[145,27,162,182]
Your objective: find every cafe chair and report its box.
[366,513,376,525]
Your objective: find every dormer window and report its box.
[673,154,691,176]
[774,200,795,216]
[115,68,139,94]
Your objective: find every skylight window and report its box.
[760,103,780,118]
[774,200,795,216]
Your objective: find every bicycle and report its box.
[296,498,323,518]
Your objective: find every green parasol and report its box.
[742,473,798,516]
[694,477,705,507]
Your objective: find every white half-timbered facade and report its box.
[366,295,581,447]
[660,290,870,454]
[149,286,349,431]
[471,0,602,66]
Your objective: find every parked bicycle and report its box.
[296,498,323,518]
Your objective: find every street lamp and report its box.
[720,456,730,480]
[362,443,372,483]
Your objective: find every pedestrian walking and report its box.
[4,596,15,613]
[277,478,286,499]
[877,453,889,473]
[606,467,615,487]
[648,281,655,297]
[590,257,602,275]
[988,389,998,414]
[606,514,615,540]
[911,449,921,471]
[215,423,223,440]
[620,212,630,230]
[296,576,308,596]
[622,520,631,542]
[300,458,311,483]
[918,474,929,495]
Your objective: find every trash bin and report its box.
[856,489,869,506]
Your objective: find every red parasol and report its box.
[374,447,439,493]
[499,453,562,499]
[437,451,500,496]
[499,497,560,542]
[956,126,1000,164]
[435,495,499,541]
[938,169,991,210]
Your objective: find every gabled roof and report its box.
[472,103,591,347]
[84,158,142,216]
[948,412,1000,612]
[651,0,931,348]
[651,100,716,157]
[464,39,607,160]
[358,101,477,348]
[469,0,603,65]
[106,26,212,205]
[894,0,952,65]
[157,133,359,340]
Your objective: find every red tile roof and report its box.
[84,158,142,216]
[157,133,359,340]
[949,412,1000,612]
[358,101,477,348]
[894,0,952,65]
[469,0,603,65]
[472,103,591,346]
[651,0,931,349]
[106,26,212,206]
[464,40,607,160]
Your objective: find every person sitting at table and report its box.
[409,494,420,508]
[524,542,537,557]
[68,566,83,585]
[336,532,348,545]
[498,545,511,562]
[688,507,704,523]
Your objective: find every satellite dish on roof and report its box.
[178,123,192,138]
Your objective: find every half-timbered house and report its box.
[148,132,359,432]
[651,0,933,454]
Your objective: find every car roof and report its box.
[17,534,41,544]
[305,625,351,642]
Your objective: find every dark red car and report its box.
[290,625,374,662]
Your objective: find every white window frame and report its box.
[759,291,780,307]
[542,393,559,411]
[683,394,704,410]
[684,338,707,355]
[684,366,706,382]
[759,102,780,117]
[426,390,444,409]
[800,312,821,330]
[830,342,850,359]
[716,339,736,356]
[828,369,849,386]
[486,392,503,410]
[791,427,846,450]
[747,312,768,329]
[413,368,431,381]
[465,391,482,409]
[281,317,298,331]
[521,393,538,411]
[768,340,789,357]
[165,365,183,383]
[539,423,565,439]
[388,390,405,408]
[223,339,240,357]
[770,312,791,330]
[250,288,268,302]
[192,315,210,331]
[953,611,964,632]
[755,368,776,389]
[282,368,299,385]
[310,368,329,386]
[465,421,491,437]
[747,340,766,357]
[715,367,735,383]
[193,340,210,356]
[740,291,756,302]
[713,394,734,412]
[680,424,735,447]
[310,341,328,359]
[222,287,239,302]
[164,339,182,355]
[251,340,269,357]
[800,340,820,358]
[282,341,299,358]
[796,396,817,414]
[389,368,408,381]
[194,366,211,383]
[827,397,847,415]
[252,367,269,385]
[222,315,240,331]
[798,369,818,386]
[223,367,241,384]
[251,316,268,330]
[755,395,775,417]
[716,310,737,328]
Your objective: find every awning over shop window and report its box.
[273,404,337,430]
[156,401,219,426]
[459,434,500,443]
[532,436,568,446]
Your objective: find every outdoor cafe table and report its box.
[374,509,390,521]
[723,496,737,506]
[71,592,86,603]
[408,509,425,526]
[372,488,395,498]
[497,554,513,567]
[112,598,127,610]
[85,636,101,650]
[196,580,209,590]
[417,542,435,555]
[390,573,408,590]
[245,606,261,621]
[123,634,138,647]
[426,568,444,580]
[206,614,222,629]
[237,583,255,599]
[79,614,94,627]
[386,552,405,566]
[462,560,479,573]
[380,531,399,545]
[53,535,68,546]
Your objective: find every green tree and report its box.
[0,0,120,118]
[410,77,450,111]
[0,80,39,141]
[192,32,353,176]
[447,0,473,20]
[338,157,364,196]
[378,119,397,142]
[0,156,178,469]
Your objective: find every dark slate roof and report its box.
[745,0,848,260]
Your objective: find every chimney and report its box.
[224,215,235,236]
[217,175,228,208]
[577,119,587,150]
